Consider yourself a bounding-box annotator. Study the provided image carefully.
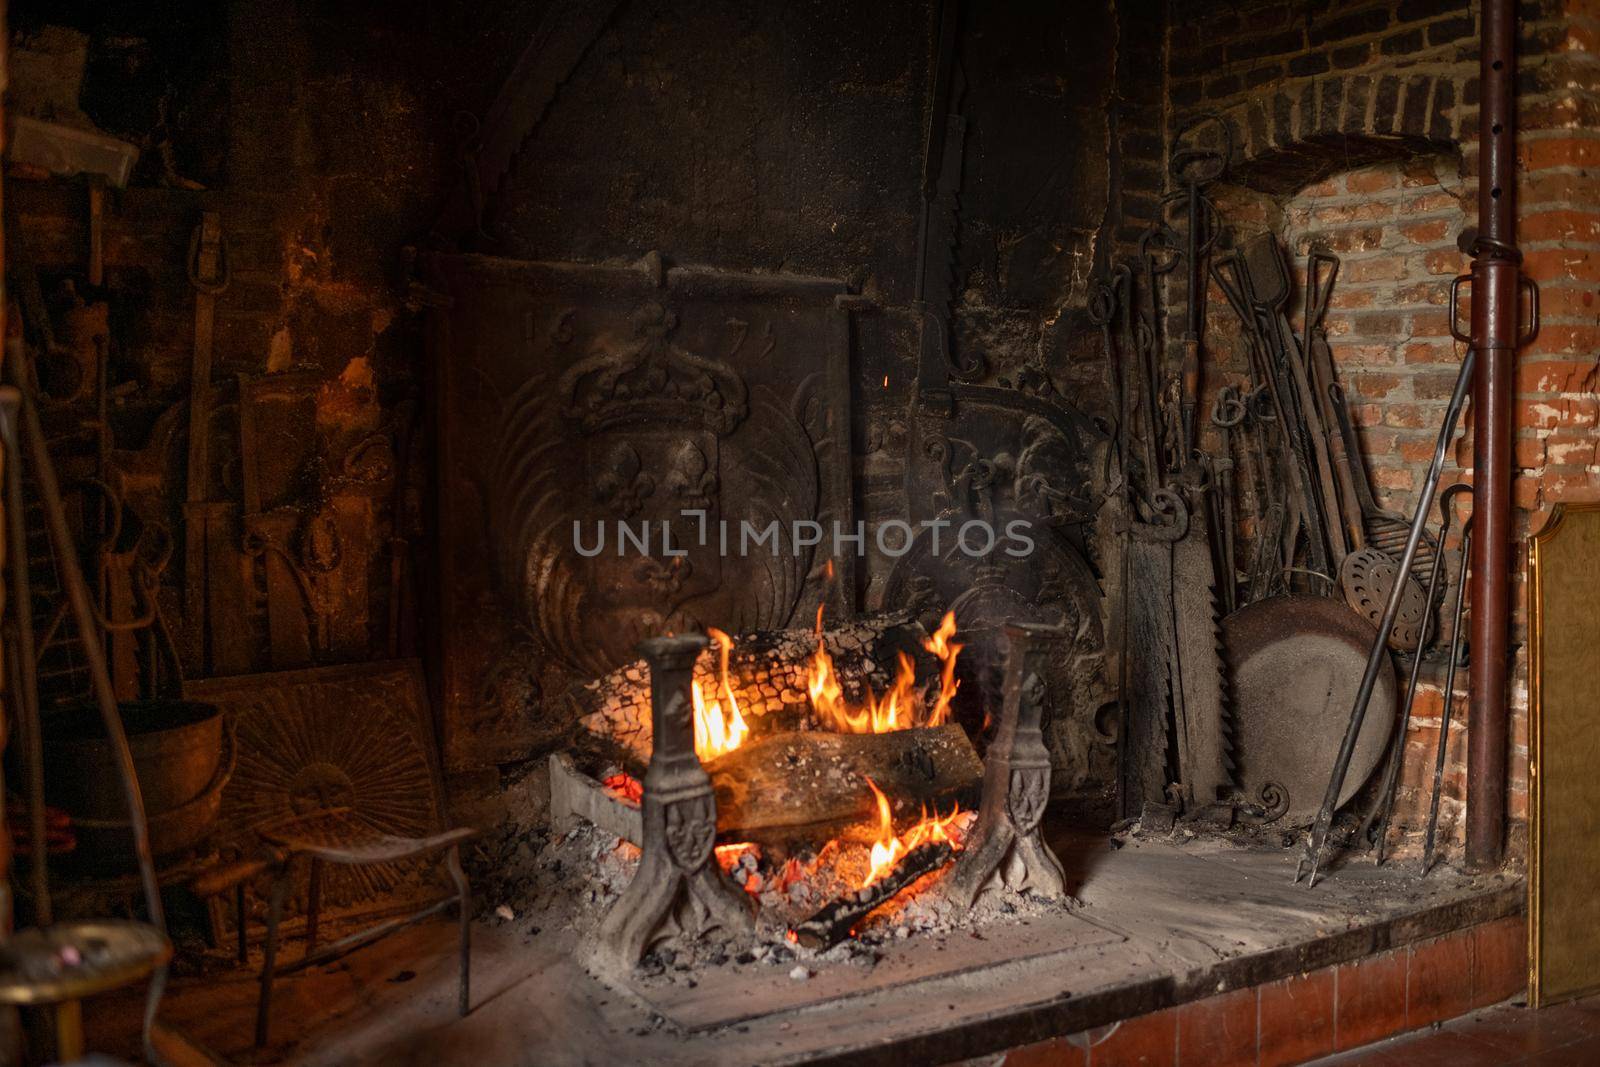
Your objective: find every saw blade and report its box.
[1169,506,1236,808]
[1123,538,1178,814]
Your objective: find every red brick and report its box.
[1518,358,1600,395]
[1424,248,1472,275]
[1351,371,1403,396]
[1316,226,1387,254]
[1312,201,1395,225]
[1329,288,1377,309]
[1409,931,1478,1028]
[1544,433,1599,467]
[1399,218,1451,244]
[1381,403,1434,430]
[1403,341,1462,365]
[1259,970,1335,1067]
[1085,1006,1176,1066]
[1516,436,1547,469]
[998,1034,1087,1066]
[1526,325,1600,360]
[1521,210,1600,244]
[1336,949,1409,1049]
[1343,257,1410,283]
[1413,369,1465,401]
[1403,190,1461,215]
[1177,988,1257,1067]
[1523,247,1600,285]
[1348,168,1399,194]
[1401,158,1440,188]
[1392,280,1450,306]
[1533,282,1600,318]
[1371,465,1417,491]
[1519,136,1600,170]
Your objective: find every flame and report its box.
[692,627,749,761]
[863,777,964,885]
[808,606,963,734]
[921,611,963,727]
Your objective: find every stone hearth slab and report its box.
[629,910,1125,1032]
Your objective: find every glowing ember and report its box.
[601,772,642,805]
[692,627,749,761]
[808,607,963,735]
[863,777,964,886]
[714,841,757,871]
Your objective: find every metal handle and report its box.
[1448,274,1473,344]
[1448,273,1540,345]
[1519,275,1540,345]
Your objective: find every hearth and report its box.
[549,613,1073,978]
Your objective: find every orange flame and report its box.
[692,627,749,761]
[863,777,964,885]
[921,611,962,727]
[808,607,963,735]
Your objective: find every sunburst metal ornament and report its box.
[187,660,443,914]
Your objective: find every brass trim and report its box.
[1527,501,1600,1008]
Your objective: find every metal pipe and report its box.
[1467,0,1520,872]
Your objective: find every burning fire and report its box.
[692,627,749,761]
[863,777,965,885]
[808,608,963,734]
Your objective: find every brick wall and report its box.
[1160,0,1600,863]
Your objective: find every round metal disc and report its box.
[1339,547,1428,651]
[1223,595,1398,828]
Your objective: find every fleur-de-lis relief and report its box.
[594,443,655,516]
[664,440,717,508]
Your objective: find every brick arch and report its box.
[1206,70,1464,195]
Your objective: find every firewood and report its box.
[570,613,932,763]
[704,724,982,840]
[790,841,954,950]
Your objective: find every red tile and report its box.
[1409,931,1477,1028]
[1085,1006,1176,1067]
[1470,916,1528,1009]
[1335,948,1409,1050]
[1258,970,1336,1067]
[999,1033,1088,1066]
[1176,987,1257,1067]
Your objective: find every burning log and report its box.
[790,840,954,951]
[704,724,982,841]
[571,613,931,762]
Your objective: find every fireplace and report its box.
[2,0,1565,1063]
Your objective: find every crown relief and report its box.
[559,301,749,436]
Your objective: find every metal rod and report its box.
[0,390,49,925]
[1296,348,1476,886]
[0,372,169,1058]
[1467,0,1519,873]
[1368,482,1471,862]
[1425,518,1473,874]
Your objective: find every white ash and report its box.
[485,815,1076,992]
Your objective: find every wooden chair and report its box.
[193,808,476,1048]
